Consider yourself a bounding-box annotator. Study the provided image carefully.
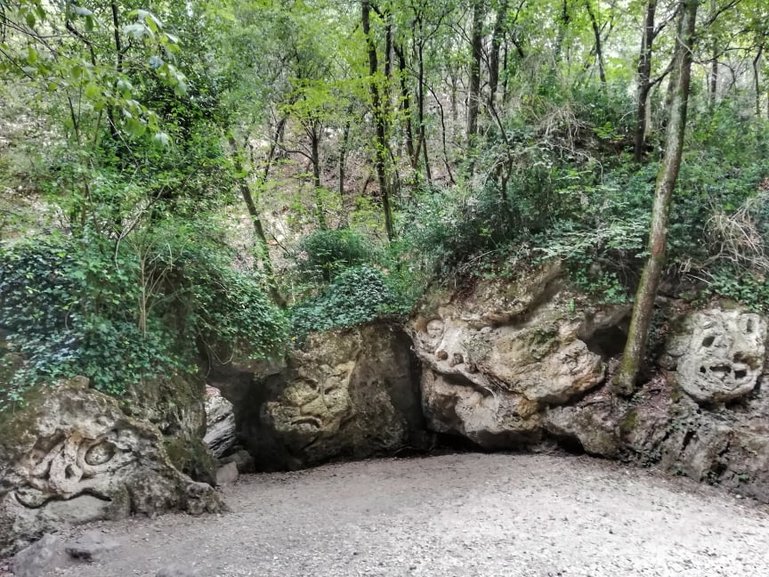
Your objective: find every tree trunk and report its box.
[362,0,395,241]
[227,135,285,307]
[585,0,606,85]
[634,0,657,162]
[753,45,763,119]
[489,0,509,110]
[553,0,570,67]
[614,0,698,396]
[467,0,484,143]
[309,121,327,229]
[395,44,416,165]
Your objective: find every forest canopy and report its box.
[1,0,769,401]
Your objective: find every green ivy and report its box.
[291,266,403,336]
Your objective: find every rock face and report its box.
[663,309,766,404]
[226,323,425,470]
[203,386,237,458]
[411,264,623,449]
[410,265,769,502]
[0,378,223,555]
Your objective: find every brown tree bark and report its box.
[614,0,699,396]
[585,0,606,85]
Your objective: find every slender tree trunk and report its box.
[489,0,509,109]
[395,44,416,165]
[227,135,285,307]
[467,0,484,143]
[585,0,606,85]
[614,0,698,395]
[633,0,657,162]
[362,0,395,241]
[708,47,718,107]
[339,118,351,203]
[428,83,456,185]
[753,45,763,119]
[309,122,327,229]
[553,0,570,67]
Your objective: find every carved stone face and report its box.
[13,428,141,509]
[674,310,766,404]
[0,380,222,555]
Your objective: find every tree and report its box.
[614,0,699,395]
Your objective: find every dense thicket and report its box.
[1,0,769,401]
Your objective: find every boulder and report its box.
[411,264,619,449]
[231,323,425,470]
[203,386,237,458]
[215,462,239,486]
[0,378,223,555]
[11,534,66,577]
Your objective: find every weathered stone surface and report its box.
[64,531,119,562]
[411,269,769,503]
[203,386,236,459]
[0,379,223,555]
[663,309,766,404]
[11,534,66,577]
[215,462,239,486]
[228,323,425,470]
[411,265,618,449]
[220,449,255,474]
[156,564,202,577]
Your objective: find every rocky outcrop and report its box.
[220,323,425,470]
[411,264,625,449]
[203,386,236,459]
[0,378,222,555]
[410,265,769,502]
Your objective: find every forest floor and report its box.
[27,453,769,577]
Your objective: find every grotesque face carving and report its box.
[14,431,137,509]
[676,310,766,404]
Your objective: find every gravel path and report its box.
[44,453,769,577]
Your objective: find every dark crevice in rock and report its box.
[583,325,628,359]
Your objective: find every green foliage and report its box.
[0,234,176,398]
[297,229,373,281]
[705,267,769,314]
[291,266,402,336]
[0,223,287,405]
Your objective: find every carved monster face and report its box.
[675,310,767,403]
[13,426,145,509]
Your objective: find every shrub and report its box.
[296,229,372,281]
[291,266,401,336]
[0,223,288,405]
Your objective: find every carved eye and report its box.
[85,441,116,466]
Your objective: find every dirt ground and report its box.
[31,453,769,577]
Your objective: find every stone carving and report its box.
[0,378,222,555]
[666,309,766,403]
[231,324,425,470]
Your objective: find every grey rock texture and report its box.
[203,386,237,459]
[0,378,223,556]
[221,323,425,470]
[663,309,766,403]
[411,263,624,449]
[410,265,769,502]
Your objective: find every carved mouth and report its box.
[15,488,113,509]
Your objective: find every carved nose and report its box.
[47,438,84,494]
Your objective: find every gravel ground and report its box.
[40,453,769,577]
